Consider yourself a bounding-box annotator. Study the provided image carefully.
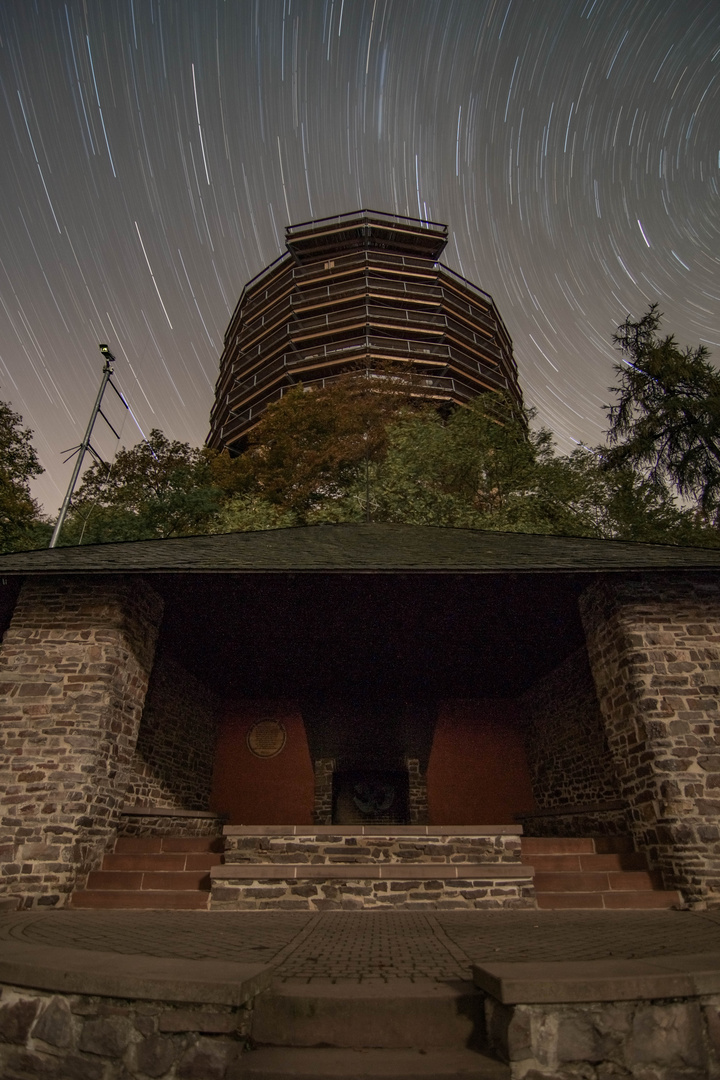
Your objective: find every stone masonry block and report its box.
[627,1002,705,1068]
[78,1015,133,1057]
[133,1033,178,1077]
[31,995,74,1048]
[0,995,40,1043]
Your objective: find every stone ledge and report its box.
[473,950,720,1004]
[212,863,533,880]
[222,825,524,836]
[516,800,626,820]
[122,805,225,819]
[0,941,272,1005]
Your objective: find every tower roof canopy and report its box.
[285,210,448,262]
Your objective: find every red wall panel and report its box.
[428,700,535,824]
[210,701,314,824]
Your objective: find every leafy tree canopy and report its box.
[231,370,425,518]
[0,400,45,553]
[60,429,222,544]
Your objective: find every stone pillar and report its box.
[406,757,428,825]
[579,576,720,906]
[313,758,335,825]
[0,576,163,908]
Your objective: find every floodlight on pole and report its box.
[48,344,117,548]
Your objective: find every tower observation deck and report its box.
[207,210,522,452]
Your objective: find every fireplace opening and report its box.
[332,768,409,825]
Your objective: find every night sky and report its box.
[1,1,718,514]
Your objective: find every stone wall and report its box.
[117,810,226,838]
[515,802,629,838]
[223,827,523,865]
[215,826,531,910]
[520,647,623,830]
[0,577,162,909]
[313,758,335,825]
[124,651,219,812]
[406,757,428,824]
[211,870,535,910]
[0,983,252,1080]
[485,994,717,1078]
[580,574,720,907]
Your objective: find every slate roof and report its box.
[1,523,720,575]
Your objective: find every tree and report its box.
[344,396,712,543]
[0,400,45,552]
[342,392,559,530]
[603,304,720,524]
[235,371,425,521]
[61,429,222,544]
[208,372,720,545]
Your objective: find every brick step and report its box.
[533,870,663,893]
[102,852,222,872]
[536,890,682,910]
[240,1047,509,1078]
[521,835,681,909]
[71,835,224,909]
[86,870,211,891]
[521,836,634,856]
[528,853,649,872]
[70,890,210,910]
[114,835,224,853]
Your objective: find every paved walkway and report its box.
[4,908,720,984]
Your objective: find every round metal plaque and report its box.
[246,719,287,759]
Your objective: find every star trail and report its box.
[0,0,718,513]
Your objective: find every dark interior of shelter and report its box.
[137,569,596,826]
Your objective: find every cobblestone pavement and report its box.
[4,909,720,983]
[0,910,314,964]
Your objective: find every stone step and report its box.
[226,826,523,837]
[212,863,533,880]
[522,835,682,909]
[528,852,649,872]
[86,870,211,891]
[114,835,223,853]
[521,836,596,855]
[239,1047,509,1078]
[521,835,636,856]
[533,870,663,893]
[536,890,682,910]
[103,852,223,872]
[70,889,210,909]
[252,980,485,1049]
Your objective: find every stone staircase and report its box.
[70,829,684,913]
[242,980,510,1078]
[70,835,224,909]
[522,836,683,909]
[211,825,535,910]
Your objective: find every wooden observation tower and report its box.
[207,209,522,452]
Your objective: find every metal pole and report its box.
[49,345,116,548]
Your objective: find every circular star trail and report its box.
[0,0,718,513]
